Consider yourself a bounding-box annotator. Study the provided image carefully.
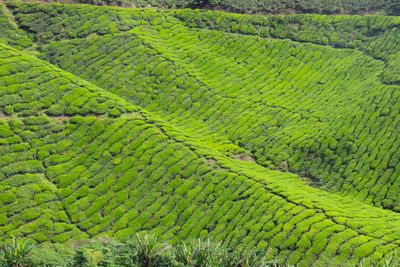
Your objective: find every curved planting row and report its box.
[172,9,400,84]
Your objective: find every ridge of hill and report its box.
[1,2,400,266]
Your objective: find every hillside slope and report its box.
[2,41,400,266]
[1,2,400,266]
[12,2,400,210]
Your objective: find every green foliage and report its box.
[0,238,33,267]
[1,2,400,266]
[0,3,32,50]
[27,1,400,211]
[2,236,399,266]
[174,239,225,266]
[205,0,396,15]
[11,0,398,16]
[0,42,134,117]
[26,243,74,267]
[125,234,175,267]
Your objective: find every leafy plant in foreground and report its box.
[128,234,175,267]
[174,238,224,266]
[0,238,33,267]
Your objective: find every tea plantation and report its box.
[33,0,400,15]
[1,1,400,266]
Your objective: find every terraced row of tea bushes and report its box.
[0,43,135,117]
[68,0,198,9]
[172,9,400,84]
[100,0,196,8]
[28,4,400,211]
[0,3,32,50]
[37,0,400,15]
[203,0,397,15]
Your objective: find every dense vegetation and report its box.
[3,236,400,267]
[35,0,400,16]
[0,236,280,266]
[14,2,400,210]
[1,1,400,266]
[200,0,399,15]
